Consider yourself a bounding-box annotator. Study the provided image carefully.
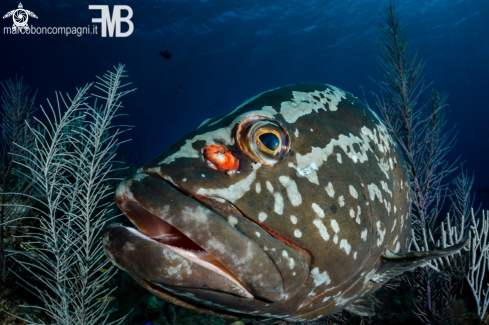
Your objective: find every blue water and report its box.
[1,0,488,208]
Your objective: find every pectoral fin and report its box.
[371,238,469,283]
[344,296,375,316]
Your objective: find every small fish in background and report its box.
[158,75,162,78]
[159,50,172,59]
[133,66,137,70]
[96,296,116,301]
[140,90,144,94]
[196,61,199,66]
[117,45,120,49]
[175,91,178,94]
[83,44,87,49]
[179,85,181,88]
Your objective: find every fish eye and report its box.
[244,120,289,165]
[259,132,279,151]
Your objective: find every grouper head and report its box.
[103,83,468,322]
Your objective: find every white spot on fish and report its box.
[294,229,302,238]
[381,180,393,197]
[256,182,261,194]
[338,195,345,207]
[325,182,335,197]
[258,212,267,222]
[279,176,302,206]
[183,178,187,182]
[349,208,355,219]
[291,162,318,179]
[311,267,331,287]
[266,181,274,193]
[337,153,342,163]
[331,220,340,233]
[340,239,351,255]
[333,234,338,244]
[228,216,238,227]
[196,163,262,202]
[274,193,284,215]
[262,106,278,114]
[313,219,330,241]
[312,203,325,218]
[201,174,205,177]
[255,232,260,237]
[349,185,358,199]
[294,129,299,137]
[368,183,383,203]
[354,252,357,260]
[376,221,386,247]
[361,228,368,241]
[279,87,345,123]
[290,215,298,224]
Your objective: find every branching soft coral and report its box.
[4,65,135,324]
[0,76,37,284]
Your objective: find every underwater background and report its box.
[1,0,489,324]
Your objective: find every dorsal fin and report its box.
[344,296,375,316]
[371,238,469,283]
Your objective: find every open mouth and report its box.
[104,172,310,303]
[114,191,251,296]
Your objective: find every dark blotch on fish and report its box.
[330,204,337,214]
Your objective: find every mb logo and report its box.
[89,5,133,37]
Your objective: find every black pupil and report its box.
[259,133,279,151]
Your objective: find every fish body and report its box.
[104,83,467,321]
[159,50,172,59]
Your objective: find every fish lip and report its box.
[144,171,312,266]
[113,174,255,298]
[115,172,310,301]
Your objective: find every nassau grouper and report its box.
[103,83,467,322]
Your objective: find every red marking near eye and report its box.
[203,145,239,172]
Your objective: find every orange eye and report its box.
[203,144,239,173]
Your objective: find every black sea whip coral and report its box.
[370,3,458,324]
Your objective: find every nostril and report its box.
[203,144,239,173]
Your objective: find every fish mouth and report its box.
[104,173,310,303]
